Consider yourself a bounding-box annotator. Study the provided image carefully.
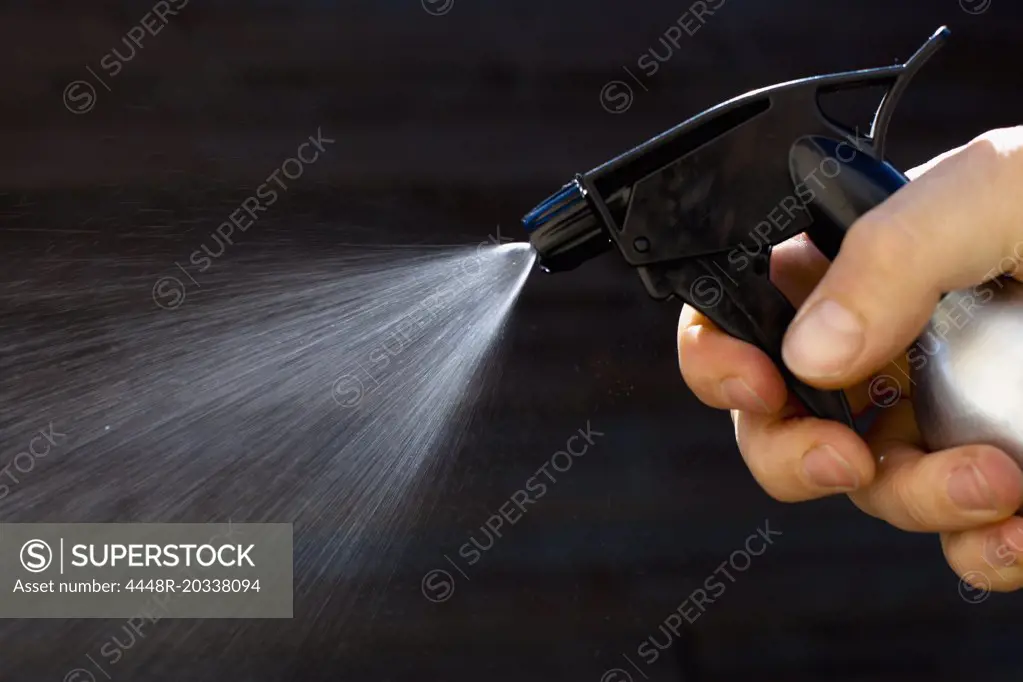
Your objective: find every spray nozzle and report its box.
[521,180,610,272]
[520,26,951,428]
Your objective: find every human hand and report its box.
[678,126,1023,592]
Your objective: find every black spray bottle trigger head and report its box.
[519,26,952,429]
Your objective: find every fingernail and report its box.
[948,463,998,511]
[802,445,860,491]
[720,377,770,413]
[783,299,865,379]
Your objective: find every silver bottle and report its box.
[912,278,1023,467]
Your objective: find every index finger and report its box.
[781,126,1023,388]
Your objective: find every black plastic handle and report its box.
[790,135,911,261]
[666,252,855,426]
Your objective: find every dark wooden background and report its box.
[1,1,1022,681]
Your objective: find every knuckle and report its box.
[677,330,723,397]
[678,303,700,329]
[847,489,885,521]
[677,306,711,344]
[886,474,933,532]
[971,126,1023,170]
[676,328,700,370]
[747,461,799,502]
[960,128,1023,204]
[962,130,1003,169]
[734,419,766,472]
[735,429,798,502]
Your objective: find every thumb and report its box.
[781,126,1023,388]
